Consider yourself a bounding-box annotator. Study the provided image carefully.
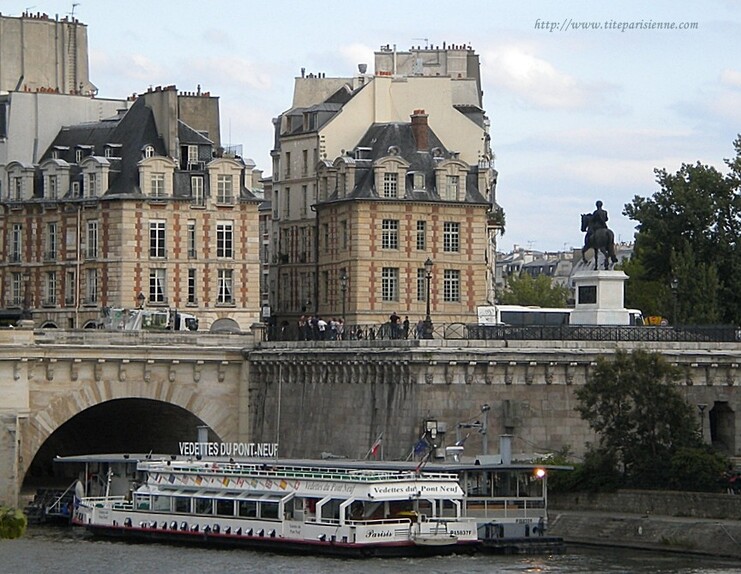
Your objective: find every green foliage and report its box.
[575,350,701,489]
[0,506,27,539]
[668,447,730,492]
[623,136,741,324]
[499,273,570,307]
[544,449,622,494]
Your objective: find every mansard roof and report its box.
[178,120,214,145]
[323,121,489,205]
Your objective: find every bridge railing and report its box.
[268,323,741,344]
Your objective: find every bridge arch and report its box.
[23,377,237,481]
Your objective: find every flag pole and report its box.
[365,431,384,459]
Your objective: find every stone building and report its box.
[0,85,263,332]
[0,12,96,95]
[315,111,490,330]
[269,43,500,331]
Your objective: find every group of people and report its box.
[297,315,345,341]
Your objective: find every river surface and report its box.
[0,526,738,574]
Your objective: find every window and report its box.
[47,175,58,199]
[86,269,98,303]
[413,172,425,190]
[187,145,198,166]
[150,173,165,198]
[86,172,97,197]
[445,175,459,200]
[13,177,22,201]
[65,271,76,305]
[217,269,233,304]
[273,189,280,219]
[283,187,290,219]
[443,222,460,252]
[217,175,233,204]
[416,220,426,251]
[45,272,57,305]
[75,149,83,163]
[188,269,197,304]
[11,273,22,306]
[417,268,427,301]
[341,220,348,250]
[284,151,291,178]
[191,176,205,206]
[86,220,99,259]
[187,220,197,258]
[302,149,308,176]
[149,220,166,258]
[104,147,113,158]
[383,172,398,198]
[381,219,399,250]
[216,221,233,258]
[322,223,329,253]
[443,269,460,302]
[149,268,166,303]
[381,268,399,302]
[46,223,57,261]
[301,185,307,216]
[144,145,155,158]
[10,224,22,262]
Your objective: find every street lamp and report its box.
[670,277,679,325]
[423,257,433,339]
[339,270,347,339]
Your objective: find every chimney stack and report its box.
[410,109,429,152]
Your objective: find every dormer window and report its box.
[383,172,398,198]
[413,172,425,190]
[75,149,83,163]
[143,145,155,158]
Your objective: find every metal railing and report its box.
[268,322,741,343]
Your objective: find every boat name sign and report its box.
[178,441,279,457]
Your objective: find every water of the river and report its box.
[0,526,739,574]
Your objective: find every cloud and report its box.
[720,68,741,89]
[186,57,273,92]
[482,45,611,110]
[338,43,375,73]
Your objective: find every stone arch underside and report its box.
[23,378,238,478]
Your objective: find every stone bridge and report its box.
[1,326,739,507]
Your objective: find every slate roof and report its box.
[324,121,490,206]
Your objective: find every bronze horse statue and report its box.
[581,213,618,270]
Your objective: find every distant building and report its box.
[0,12,96,95]
[269,43,499,332]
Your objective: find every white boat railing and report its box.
[140,462,457,483]
[465,497,547,519]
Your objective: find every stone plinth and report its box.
[570,270,632,325]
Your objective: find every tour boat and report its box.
[71,457,480,557]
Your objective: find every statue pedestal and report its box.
[570,270,632,325]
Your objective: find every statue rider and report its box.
[585,200,609,247]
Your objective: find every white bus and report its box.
[477,305,644,327]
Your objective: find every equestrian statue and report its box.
[581,200,618,270]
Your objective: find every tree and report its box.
[623,136,741,324]
[499,273,570,307]
[575,350,700,488]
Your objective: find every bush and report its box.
[0,506,27,539]
[668,447,730,492]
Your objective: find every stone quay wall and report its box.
[246,339,741,461]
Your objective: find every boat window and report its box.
[260,501,279,520]
[134,495,150,510]
[152,495,170,512]
[216,499,234,516]
[194,497,213,515]
[174,496,190,513]
[238,500,257,518]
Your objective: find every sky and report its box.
[4,0,741,252]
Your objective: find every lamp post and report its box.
[670,277,679,325]
[339,270,347,340]
[423,257,433,339]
